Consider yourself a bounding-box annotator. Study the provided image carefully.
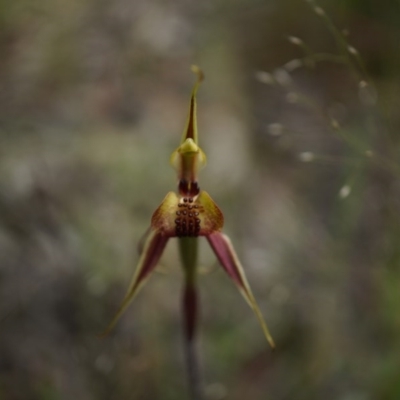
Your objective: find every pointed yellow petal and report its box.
[151,191,224,237]
[151,192,181,236]
[100,229,169,337]
[181,66,204,145]
[206,232,275,348]
[196,191,224,234]
[170,66,206,181]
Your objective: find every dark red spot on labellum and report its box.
[175,197,202,237]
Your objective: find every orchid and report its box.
[103,66,275,350]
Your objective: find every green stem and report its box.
[180,237,198,285]
[179,237,203,400]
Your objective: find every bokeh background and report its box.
[1,0,400,399]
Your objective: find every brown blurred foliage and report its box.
[1,0,400,399]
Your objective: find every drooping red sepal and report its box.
[101,229,169,337]
[207,232,275,348]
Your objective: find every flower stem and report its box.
[183,282,203,400]
[179,238,204,400]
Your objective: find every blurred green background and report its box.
[1,0,400,399]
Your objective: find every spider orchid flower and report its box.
[103,66,275,349]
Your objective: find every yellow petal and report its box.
[169,140,207,184]
[170,67,207,181]
[181,65,204,145]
